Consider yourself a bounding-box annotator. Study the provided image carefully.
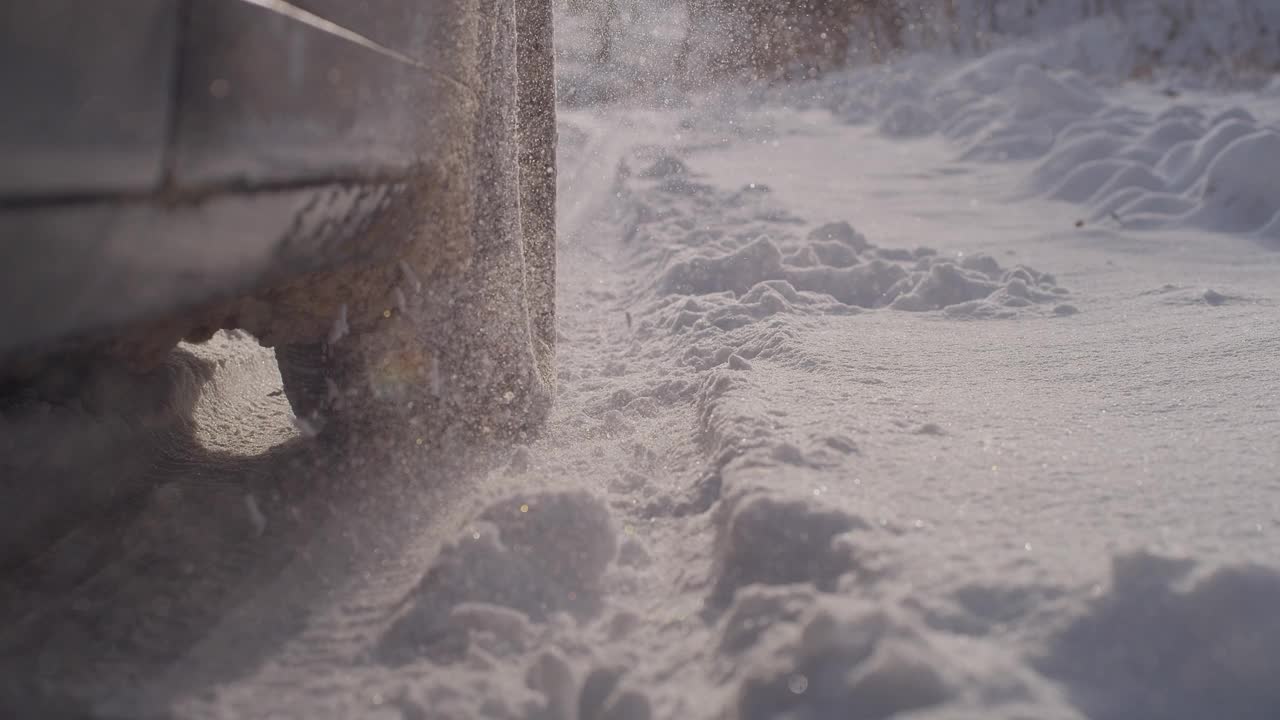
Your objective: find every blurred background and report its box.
[555,0,1280,106]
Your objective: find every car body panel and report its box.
[0,1,179,197]
[290,0,475,69]
[0,183,406,359]
[0,0,480,362]
[172,0,474,187]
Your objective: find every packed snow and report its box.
[3,1,1279,719]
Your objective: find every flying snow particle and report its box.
[328,303,349,345]
[398,259,423,294]
[244,494,267,536]
[292,415,321,438]
[430,355,443,398]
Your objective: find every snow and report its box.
[407,4,1277,717]
[328,302,350,345]
[4,2,1280,719]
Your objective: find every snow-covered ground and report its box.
[4,3,1280,719]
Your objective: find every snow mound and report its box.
[772,19,1280,244]
[729,602,955,720]
[1036,551,1280,720]
[1118,118,1204,165]
[1161,119,1259,192]
[1258,211,1280,243]
[889,258,1062,318]
[393,648,654,720]
[1057,121,1280,236]
[1046,159,1138,203]
[708,494,869,609]
[1184,130,1280,233]
[1083,164,1166,207]
[1010,64,1104,119]
[377,491,615,665]
[718,595,1066,720]
[521,651,654,720]
[621,160,1070,334]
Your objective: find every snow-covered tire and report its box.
[276,0,557,444]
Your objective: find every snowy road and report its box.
[5,5,1280,719]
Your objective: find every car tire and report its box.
[275,0,556,445]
